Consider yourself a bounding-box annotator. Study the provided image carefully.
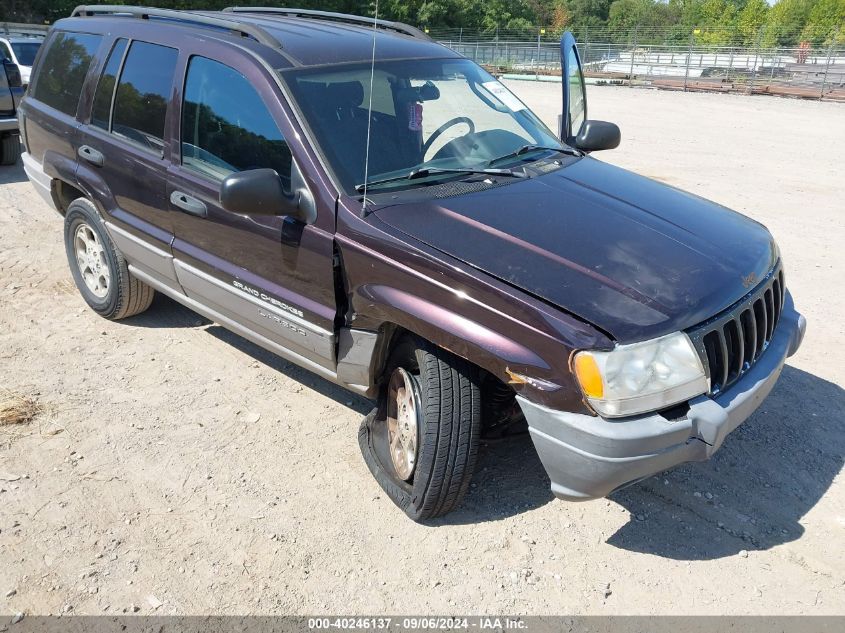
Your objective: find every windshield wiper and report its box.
[355,166,524,193]
[487,144,582,167]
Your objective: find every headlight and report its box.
[573,332,708,418]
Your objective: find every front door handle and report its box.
[78,145,104,167]
[170,191,207,218]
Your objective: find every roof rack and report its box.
[1,22,49,39]
[222,7,432,41]
[70,5,281,49]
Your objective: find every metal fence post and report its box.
[629,26,638,87]
[747,27,763,95]
[683,31,694,91]
[728,48,734,83]
[584,26,590,69]
[819,27,839,100]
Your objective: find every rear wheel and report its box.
[64,198,155,320]
[0,133,21,166]
[359,335,482,521]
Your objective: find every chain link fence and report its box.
[431,27,845,102]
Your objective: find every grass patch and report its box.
[0,389,42,426]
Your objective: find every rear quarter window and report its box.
[91,38,128,131]
[32,31,102,117]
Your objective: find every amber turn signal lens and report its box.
[574,353,604,399]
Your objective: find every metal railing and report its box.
[433,26,845,102]
[1,18,841,101]
[0,22,48,38]
[441,39,844,101]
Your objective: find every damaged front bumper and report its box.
[517,293,806,501]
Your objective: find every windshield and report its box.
[282,58,563,194]
[11,41,41,67]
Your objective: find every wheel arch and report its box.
[339,285,550,400]
[40,149,105,218]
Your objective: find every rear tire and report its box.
[359,335,482,521]
[0,133,21,166]
[64,198,155,320]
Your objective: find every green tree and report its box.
[737,0,770,46]
[609,0,681,35]
[565,0,614,30]
[763,0,814,46]
[688,0,740,45]
[802,0,845,45]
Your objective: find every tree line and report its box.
[2,0,843,47]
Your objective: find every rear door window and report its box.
[32,31,102,117]
[91,38,128,131]
[181,56,291,186]
[111,41,178,155]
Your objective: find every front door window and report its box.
[181,56,292,189]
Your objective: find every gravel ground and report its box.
[1,84,843,617]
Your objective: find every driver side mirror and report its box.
[3,59,22,88]
[574,120,621,153]
[220,166,316,224]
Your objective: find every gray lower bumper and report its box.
[518,293,806,501]
[21,152,59,212]
[0,117,18,133]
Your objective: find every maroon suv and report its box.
[20,6,805,521]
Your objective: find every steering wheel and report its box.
[422,117,475,157]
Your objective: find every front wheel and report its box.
[359,336,482,521]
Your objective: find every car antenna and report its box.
[361,0,379,215]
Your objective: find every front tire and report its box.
[359,336,482,521]
[64,198,154,320]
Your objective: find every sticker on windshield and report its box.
[482,81,526,112]
[408,102,424,132]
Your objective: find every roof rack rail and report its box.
[70,5,281,49]
[222,7,432,41]
[1,22,49,38]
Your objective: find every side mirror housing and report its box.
[575,120,621,152]
[3,59,22,89]
[219,168,313,224]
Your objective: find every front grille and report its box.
[687,264,785,396]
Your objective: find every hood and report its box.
[374,157,778,343]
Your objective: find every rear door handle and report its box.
[78,145,104,167]
[170,191,207,218]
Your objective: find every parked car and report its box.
[0,55,23,165]
[20,6,805,521]
[0,34,44,87]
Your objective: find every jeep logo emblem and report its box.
[741,272,757,289]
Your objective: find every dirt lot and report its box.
[1,85,843,617]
